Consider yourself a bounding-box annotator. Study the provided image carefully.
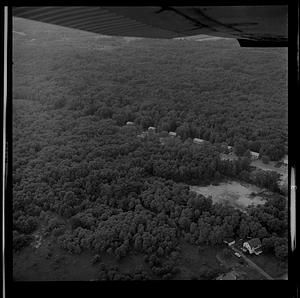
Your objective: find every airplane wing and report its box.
[12,6,288,47]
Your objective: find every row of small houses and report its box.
[128,122,288,164]
[132,123,259,157]
[134,124,209,145]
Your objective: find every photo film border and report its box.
[3,2,296,297]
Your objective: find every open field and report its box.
[176,242,225,280]
[249,253,287,279]
[190,180,266,210]
[13,234,226,281]
[13,239,98,281]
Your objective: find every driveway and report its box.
[230,246,273,280]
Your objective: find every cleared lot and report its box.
[190,180,265,210]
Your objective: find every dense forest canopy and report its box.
[13,18,288,280]
[13,18,288,160]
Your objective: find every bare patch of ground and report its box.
[190,180,265,210]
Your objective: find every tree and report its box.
[262,155,270,164]
[274,242,288,261]
[234,139,248,156]
[262,237,275,253]
[176,123,191,140]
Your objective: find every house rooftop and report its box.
[193,138,205,143]
[246,238,262,249]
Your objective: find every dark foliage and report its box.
[12,18,288,278]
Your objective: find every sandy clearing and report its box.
[190,180,265,209]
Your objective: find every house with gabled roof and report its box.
[243,238,262,255]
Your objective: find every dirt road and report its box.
[230,246,273,280]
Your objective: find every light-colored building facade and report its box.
[243,238,262,255]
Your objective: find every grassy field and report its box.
[190,180,265,210]
[14,233,226,281]
[249,253,287,279]
[13,239,98,281]
[176,242,225,280]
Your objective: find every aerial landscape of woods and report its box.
[13,18,288,280]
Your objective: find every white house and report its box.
[193,138,205,145]
[169,132,177,137]
[243,238,262,255]
[148,126,156,132]
[126,121,134,126]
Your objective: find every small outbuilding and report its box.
[126,121,134,125]
[224,239,235,246]
[148,126,156,133]
[193,138,205,145]
[169,131,177,137]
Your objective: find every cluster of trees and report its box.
[215,155,281,193]
[13,17,288,279]
[97,264,151,281]
[13,99,288,271]
[13,18,287,161]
